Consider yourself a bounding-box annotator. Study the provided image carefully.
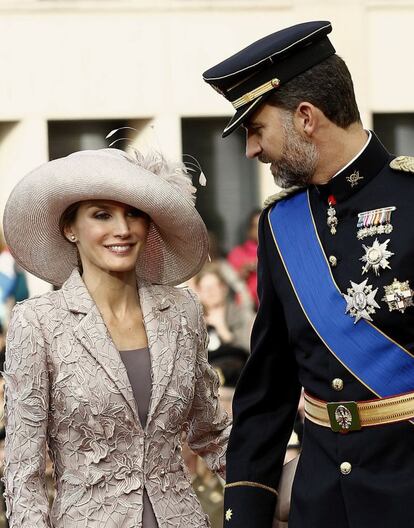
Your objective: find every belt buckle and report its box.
[326,401,361,433]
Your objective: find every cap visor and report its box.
[222,95,266,138]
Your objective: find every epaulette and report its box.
[263,185,304,209]
[389,156,414,173]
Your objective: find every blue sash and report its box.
[269,190,414,398]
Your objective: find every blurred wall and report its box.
[0,0,413,293]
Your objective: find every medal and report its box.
[357,206,396,240]
[382,278,414,313]
[327,194,338,235]
[360,238,394,276]
[344,279,380,324]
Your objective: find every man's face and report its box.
[244,103,319,188]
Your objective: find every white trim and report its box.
[203,23,331,81]
[332,130,372,180]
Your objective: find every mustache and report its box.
[258,154,273,164]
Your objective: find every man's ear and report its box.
[294,102,318,137]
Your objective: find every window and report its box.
[182,117,259,254]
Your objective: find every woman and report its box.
[193,263,255,353]
[2,148,231,527]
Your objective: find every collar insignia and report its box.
[346,170,364,187]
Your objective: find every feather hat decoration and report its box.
[127,148,198,205]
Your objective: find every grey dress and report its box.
[119,348,158,528]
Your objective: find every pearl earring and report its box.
[70,235,76,242]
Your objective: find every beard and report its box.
[259,112,319,189]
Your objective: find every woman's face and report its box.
[65,200,150,277]
[197,272,228,309]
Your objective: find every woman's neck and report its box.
[81,267,140,319]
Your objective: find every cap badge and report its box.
[356,206,396,240]
[346,170,364,188]
[382,278,414,314]
[344,279,380,324]
[225,508,233,521]
[360,238,394,276]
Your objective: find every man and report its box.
[202,20,414,528]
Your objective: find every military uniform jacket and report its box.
[223,132,414,528]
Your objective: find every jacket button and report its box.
[331,378,344,391]
[340,462,352,475]
[329,255,338,267]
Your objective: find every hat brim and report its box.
[222,95,268,138]
[3,149,208,287]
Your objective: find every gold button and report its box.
[329,255,338,267]
[332,378,344,391]
[340,462,352,475]
[271,78,280,88]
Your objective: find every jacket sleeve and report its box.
[222,209,301,528]
[2,302,52,527]
[185,289,232,477]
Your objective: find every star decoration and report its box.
[225,508,233,521]
[344,279,380,324]
[360,238,394,276]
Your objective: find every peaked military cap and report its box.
[202,20,335,137]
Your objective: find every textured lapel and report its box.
[138,280,181,426]
[61,270,141,427]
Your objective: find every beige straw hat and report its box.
[3,148,208,286]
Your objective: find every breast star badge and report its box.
[382,278,414,313]
[225,508,233,521]
[344,279,380,324]
[360,238,394,276]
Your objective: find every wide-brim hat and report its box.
[3,148,208,287]
[203,21,335,137]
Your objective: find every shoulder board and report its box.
[389,156,414,173]
[263,185,304,209]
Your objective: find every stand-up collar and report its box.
[315,131,391,203]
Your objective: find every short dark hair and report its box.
[267,55,360,128]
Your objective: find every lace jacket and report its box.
[3,269,231,527]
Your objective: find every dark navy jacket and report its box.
[223,132,414,528]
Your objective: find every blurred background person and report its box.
[0,228,29,328]
[193,263,255,354]
[227,210,261,310]
[205,231,254,312]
